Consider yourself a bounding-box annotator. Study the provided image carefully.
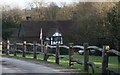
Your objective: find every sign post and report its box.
[40,28,44,54]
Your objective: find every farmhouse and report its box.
[11,20,73,45]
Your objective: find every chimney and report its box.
[26,16,32,20]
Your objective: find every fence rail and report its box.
[1,40,119,75]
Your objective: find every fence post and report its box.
[55,43,60,64]
[22,41,26,57]
[102,45,109,75]
[69,43,74,67]
[0,42,2,50]
[44,42,48,61]
[14,42,17,56]
[83,43,89,72]
[6,40,10,55]
[33,41,37,59]
[0,42,2,55]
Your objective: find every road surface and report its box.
[1,57,70,73]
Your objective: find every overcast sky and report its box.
[0,0,119,9]
[0,0,73,9]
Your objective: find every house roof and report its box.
[17,20,73,42]
[53,32,62,36]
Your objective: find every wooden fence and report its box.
[1,40,120,75]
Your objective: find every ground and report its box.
[1,56,79,74]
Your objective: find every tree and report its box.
[67,2,115,45]
[26,0,47,20]
[107,2,120,41]
[45,2,59,20]
[2,6,22,40]
[107,2,120,62]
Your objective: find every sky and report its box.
[0,0,119,9]
[0,0,73,9]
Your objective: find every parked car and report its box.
[78,50,84,55]
[78,49,96,55]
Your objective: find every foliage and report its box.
[107,2,120,41]
[2,7,22,40]
[107,2,120,62]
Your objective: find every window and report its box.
[51,32,63,45]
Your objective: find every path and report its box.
[1,57,71,73]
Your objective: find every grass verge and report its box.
[2,53,120,74]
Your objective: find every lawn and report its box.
[2,53,120,74]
